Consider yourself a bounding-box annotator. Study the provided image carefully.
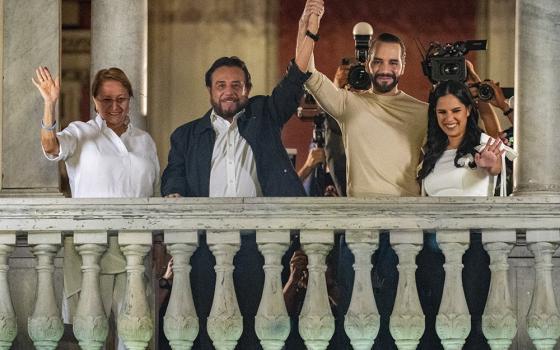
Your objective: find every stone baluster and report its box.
[435,230,471,350]
[206,231,243,350]
[163,230,200,350]
[526,230,560,350]
[254,230,290,350]
[27,231,64,350]
[481,230,517,350]
[72,231,108,350]
[389,230,425,350]
[344,230,380,350]
[0,232,16,350]
[298,230,335,350]
[117,231,153,350]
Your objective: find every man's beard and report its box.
[211,98,248,119]
[371,72,399,93]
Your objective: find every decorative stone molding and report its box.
[482,231,517,350]
[526,229,560,350]
[435,231,471,350]
[0,241,16,350]
[255,230,291,350]
[163,230,199,350]
[28,243,64,350]
[207,231,243,350]
[117,243,153,350]
[298,230,335,350]
[389,230,424,350]
[344,230,379,350]
[73,243,108,350]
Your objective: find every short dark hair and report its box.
[205,56,252,89]
[369,32,407,64]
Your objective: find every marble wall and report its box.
[1,0,60,193]
[147,0,279,171]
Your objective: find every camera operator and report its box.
[465,60,502,138]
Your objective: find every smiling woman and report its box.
[32,65,160,198]
[418,80,508,197]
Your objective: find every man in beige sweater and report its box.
[305,32,428,197]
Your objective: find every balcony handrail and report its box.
[0,196,558,231]
[0,196,560,231]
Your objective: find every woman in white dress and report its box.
[418,79,505,196]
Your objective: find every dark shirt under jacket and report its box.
[161,60,310,197]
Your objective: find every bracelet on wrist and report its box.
[503,108,513,116]
[41,119,57,131]
[305,30,320,42]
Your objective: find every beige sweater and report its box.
[305,71,428,197]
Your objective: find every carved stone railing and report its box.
[0,197,558,350]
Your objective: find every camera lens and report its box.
[348,64,371,91]
[477,82,495,101]
[441,63,459,75]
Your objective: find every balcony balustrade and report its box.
[0,196,559,350]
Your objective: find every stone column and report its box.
[91,0,147,129]
[298,230,335,350]
[1,0,60,194]
[0,232,16,350]
[344,230,380,350]
[389,230,425,350]
[514,0,560,195]
[163,230,200,350]
[117,231,153,350]
[255,230,290,350]
[27,231,64,350]
[435,230,471,350]
[73,232,109,350]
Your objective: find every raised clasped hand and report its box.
[300,0,325,31]
[31,66,60,105]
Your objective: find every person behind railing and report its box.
[298,144,340,197]
[283,243,342,349]
[159,1,324,348]
[418,79,515,196]
[32,66,159,349]
[160,0,323,198]
[416,79,517,348]
[158,258,174,350]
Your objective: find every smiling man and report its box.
[161,0,323,198]
[304,33,428,197]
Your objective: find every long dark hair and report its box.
[418,80,482,180]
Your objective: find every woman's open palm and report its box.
[32,66,60,104]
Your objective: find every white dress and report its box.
[423,133,497,197]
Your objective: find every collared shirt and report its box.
[43,114,159,198]
[209,110,261,197]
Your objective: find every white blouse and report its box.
[44,115,159,198]
[423,134,497,197]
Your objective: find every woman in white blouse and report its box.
[32,66,158,349]
[418,80,505,196]
[33,66,159,197]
